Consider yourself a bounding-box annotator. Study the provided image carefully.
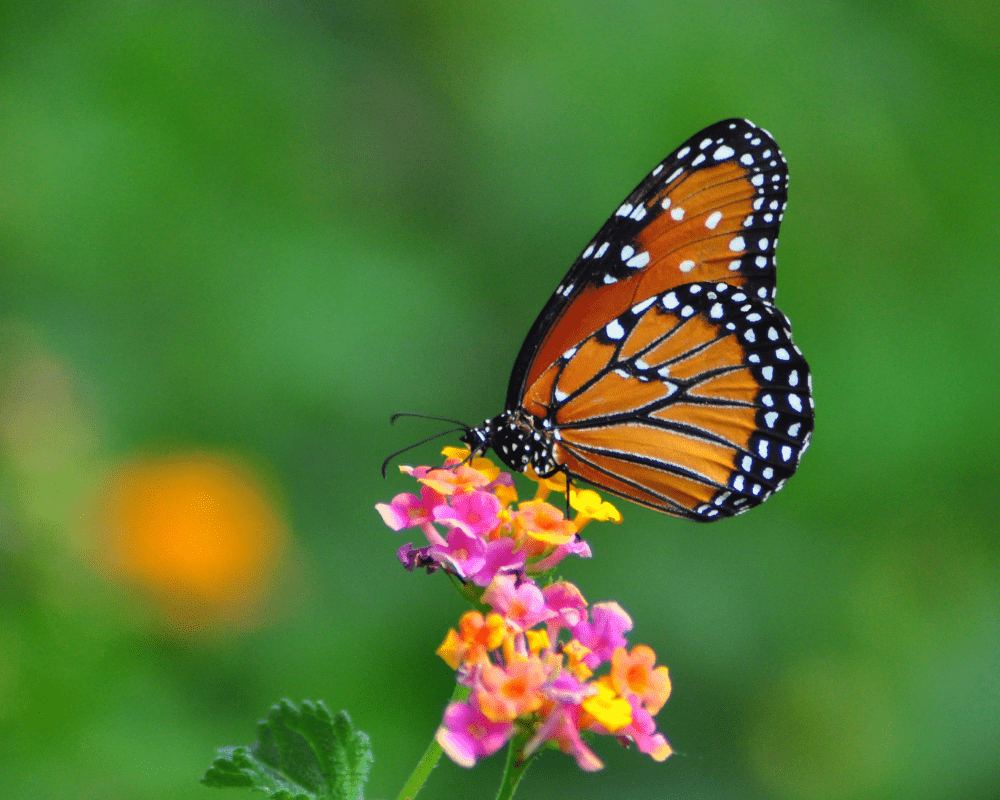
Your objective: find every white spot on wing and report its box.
[627,251,650,268]
[679,259,696,272]
[705,211,723,229]
[605,320,625,340]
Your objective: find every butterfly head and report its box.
[459,418,493,456]
[464,411,559,478]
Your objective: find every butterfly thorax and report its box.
[463,410,559,478]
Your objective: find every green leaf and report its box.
[202,700,373,800]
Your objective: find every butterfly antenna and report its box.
[381,426,469,478]
[390,411,470,428]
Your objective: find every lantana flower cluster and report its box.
[376,447,673,771]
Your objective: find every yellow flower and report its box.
[570,488,622,531]
[581,678,632,733]
[513,500,577,548]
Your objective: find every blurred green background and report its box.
[1,1,998,798]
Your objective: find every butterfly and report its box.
[458,119,813,521]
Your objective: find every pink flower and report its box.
[374,485,445,530]
[482,574,554,632]
[542,581,588,636]
[469,536,527,587]
[428,528,486,580]
[542,671,597,706]
[523,703,603,772]
[433,490,502,538]
[573,601,634,669]
[435,698,513,768]
[528,534,592,573]
[615,696,674,762]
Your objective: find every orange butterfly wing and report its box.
[507,119,788,411]
[467,119,811,521]
[529,282,812,519]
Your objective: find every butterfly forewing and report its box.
[537,281,813,520]
[506,119,789,412]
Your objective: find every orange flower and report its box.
[512,500,576,552]
[437,611,506,668]
[96,452,287,631]
[416,465,491,495]
[477,655,547,722]
[611,645,672,713]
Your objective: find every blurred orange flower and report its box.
[96,452,287,631]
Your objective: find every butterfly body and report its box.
[463,409,558,476]
[463,119,814,521]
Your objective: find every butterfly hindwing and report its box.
[526,281,812,520]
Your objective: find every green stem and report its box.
[395,684,470,800]
[494,732,539,800]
